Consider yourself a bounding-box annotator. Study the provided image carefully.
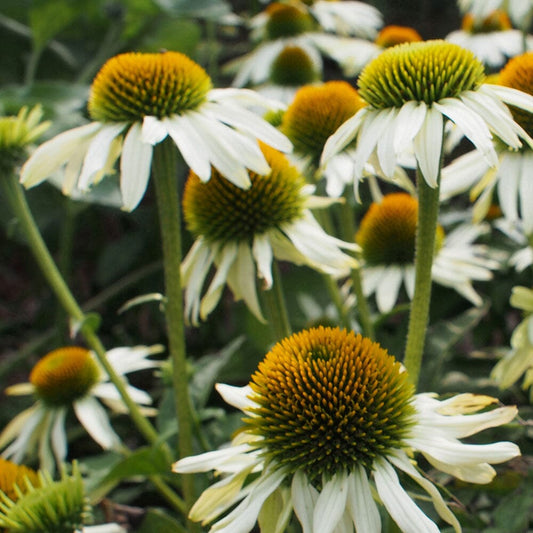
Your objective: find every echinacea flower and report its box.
[0,345,162,472]
[356,193,501,313]
[441,52,533,233]
[181,144,358,325]
[446,11,530,69]
[174,326,520,533]
[457,0,533,30]
[492,285,533,397]
[0,106,49,175]
[20,51,291,211]
[229,2,381,87]
[0,461,125,533]
[0,458,40,503]
[321,40,533,190]
[280,81,414,198]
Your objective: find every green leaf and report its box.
[189,336,245,409]
[137,508,185,533]
[491,483,533,533]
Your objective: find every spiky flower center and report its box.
[269,46,319,86]
[281,81,366,163]
[265,3,315,39]
[499,52,533,137]
[358,40,486,109]
[88,51,212,123]
[0,106,49,174]
[30,347,100,406]
[375,25,423,48]
[0,459,40,503]
[0,464,91,533]
[462,11,512,33]
[356,193,444,265]
[245,326,415,481]
[183,145,306,243]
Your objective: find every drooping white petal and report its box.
[104,345,163,376]
[93,382,153,406]
[413,105,443,188]
[1,405,44,462]
[20,122,101,188]
[292,471,319,533]
[253,234,274,289]
[375,266,403,313]
[440,149,490,200]
[435,98,497,167]
[120,123,154,211]
[174,443,258,474]
[497,153,521,222]
[50,407,68,464]
[73,396,121,450]
[216,383,255,412]
[142,116,169,145]
[38,410,55,473]
[519,151,533,234]
[373,458,439,533]
[346,466,381,533]
[200,243,239,320]
[321,108,367,166]
[484,84,533,116]
[394,101,427,156]
[313,472,349,533]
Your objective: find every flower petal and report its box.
[312,472,349,533]
[413,105,443,188]
[73,396,121,450]
[347,466,381,533]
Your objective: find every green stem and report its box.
[151,139,196,514]
[403,170,441,388]
[262,262,292,341]
[337,200,374,339]
[1,173,162,448]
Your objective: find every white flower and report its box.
[321,40,533,190]
[0,345,162,472]
[457,0,533,29]
[174,327,520,533]
[356,193,502,314]
[181,145,358,325]
[20,51,291,211]
[494,218,533,271]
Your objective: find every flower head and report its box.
[0,106,49,175]
[457,0,533,30]
[374,24,423,48]
[175,326,520,533]
[20,51,291,211]
[446,11,528,69]
[322,39,533,189]
[0,345,162,472]
[0,459,40,503]
[181,144,357,324]
[356,193,500,312]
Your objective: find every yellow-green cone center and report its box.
[358,40,486,109]
[0,459,40,503]
[88,51,212,123]
[265,3,315,40]
[183,145,306,243]
[281,81,366,163]
[30,347,100,406]
[356,193,444,265]
[269,46,319,87]
[499,52,533,138]
[245,326,416,481]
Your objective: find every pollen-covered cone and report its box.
[174,326,520,533]
[181,144,358,325]
[20,51,291,211]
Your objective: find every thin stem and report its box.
[1,173,161,448]
[338,199,375,339]
[151,139,196,515]
[403,170,441,388]
[263,261,292,341]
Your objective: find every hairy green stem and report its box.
[403,170,441,388]
[151,139,196,516]
[263,261,292,341]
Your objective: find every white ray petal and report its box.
[142,116,168,145]
[313,472,349,533]
[51,407,68,464]
[394,101,427,155]
[252,234,274,289]
[376,266,403,313]
[497,152,521,222]
[413,106,443,188]
[347,466,381,533]
[292,471,319,533]
[73,396,121,450]
[120,123,153,211]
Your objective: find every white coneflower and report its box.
[174,326,519,533]
[20,51,291,211]
[181,143,357,325]
[0,345,162,472]
[457,0,533,30]
[322,40,533,190]
[356,193,501,313]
